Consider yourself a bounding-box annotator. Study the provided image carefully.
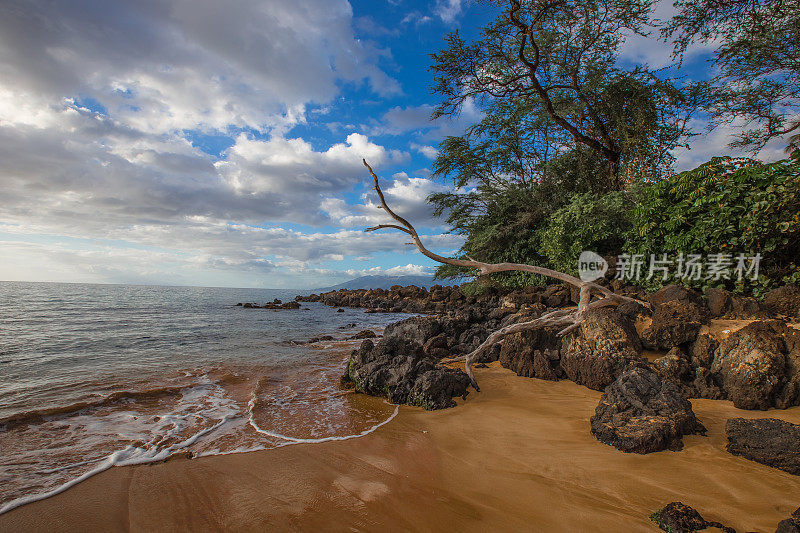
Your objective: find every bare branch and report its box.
[361,159,650,391]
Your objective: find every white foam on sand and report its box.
[1,382,400,516]
[246,390,399,444]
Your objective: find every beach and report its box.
[2,362,799,532]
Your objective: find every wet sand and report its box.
[2,363,799,532]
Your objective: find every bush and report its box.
[539,192,633,276]
[628,155,800,294]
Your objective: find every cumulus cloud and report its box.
[0,0,399,135]
[0,0,464,286]
[320,171,450,229]
[365,99,481,140]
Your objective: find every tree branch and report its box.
[362,159,649,391]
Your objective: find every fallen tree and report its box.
[362,159,650,391]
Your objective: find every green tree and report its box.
[664,0,800,150]
[430,0,700,189]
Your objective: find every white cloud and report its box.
[672,119,795,171]
[433,0,465,23]
[411,143,439,159]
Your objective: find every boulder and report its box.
[776,507,800,533]
[726,418,800,475]
[543,284,570,308]
[649,502,735,533]
[560,308,643,391]
[383,316,442,348]
[498,328,563,381]
[641,300,704,351]
[641,285,709,351]
[342,338,470,410]
[763,285,800,318]
[711,321,799,410]
[591,363,706,454]
[652,347,695,396]
[706,287,732,318]
[349,330,377,340]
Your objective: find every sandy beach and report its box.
[1,362,799,532]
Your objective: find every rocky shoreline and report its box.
[294,283,800,465]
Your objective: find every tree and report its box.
[430,0,700,189]
[664,0,800,150]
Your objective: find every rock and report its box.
[641,285,709,351]
[590,363,706,454]
[308,335,335,343]
[652,347,694,395]
[641,300,704,351]
[688,334,718,369]
[423,333,450,359]
[383,316,442,348]
[711,321,799,410]
[763,285,800,318]
[342,338,470,409]
[776,507,800,533]
[650,502,735,533]
[235,302,243,306]
[349,330,376,340]
[498,328,563,381]
[339,323,357,329]
[726,418,800,475]
[543,284,570,308]
[706,288,732,318]
[560,308,643,391]
[336,308,345,313]
[649,284,709,316]
[614,300,651,322]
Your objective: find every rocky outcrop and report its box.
[591,364,706,454]
[238,300,301,310]
[763,285,800,318]
[726,418,800,475]
[560,308,643,391]
[641,285,709,351]
[498,328,564,381]
[777,507,800,533]
[650,502,735,533]
[706,287,760,319]
[711,321,800,410]
[349,330,377,340]
[342,336,471,410]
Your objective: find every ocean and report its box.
[0,281,407,514]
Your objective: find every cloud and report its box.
[617,0,717,69]
[672,119,795,171]
[0,0,399,135]
[433,0,466,23]
[320,171,450,229]
[411,143,439,159]
[365,99,482,141]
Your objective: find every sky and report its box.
[0,0,791,289]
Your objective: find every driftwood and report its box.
[362,159,648,391]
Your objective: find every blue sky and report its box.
[0,0,790,288]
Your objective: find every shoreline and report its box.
[2,363,799,532]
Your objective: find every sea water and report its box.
[0,281,405,513]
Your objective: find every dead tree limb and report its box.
[361,159,648,391]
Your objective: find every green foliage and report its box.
[430,0,700,189]
[539,192,634,276]
[629,155,800,294]
[664,0,800,151]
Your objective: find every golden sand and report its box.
[2,363,799,532]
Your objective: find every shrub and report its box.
[628,155,800,294]
[539,192,634,276]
